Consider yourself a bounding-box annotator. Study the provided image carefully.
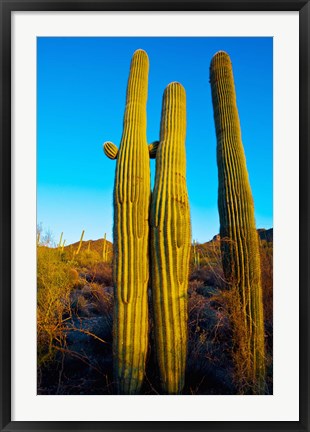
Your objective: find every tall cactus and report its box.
[150,82,191,394]
[75,229,84,255]
[103,49,151,394]
[102,232,107,262]
[210,51,265,393]
[58,232,63,249]
[193,240,200,269]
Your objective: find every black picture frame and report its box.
[1,0,309,431]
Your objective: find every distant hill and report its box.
[257,228,273,242]
[66,237,113,256]
[209,228,273,244]
[65,228,273,252]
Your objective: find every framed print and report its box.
[1,0,309,431]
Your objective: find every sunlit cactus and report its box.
[104,142,118,160]
[210,51,266,394]
[75,229,85,255]
[102,232,108,262]
[150,82,191,394]
[148,140,159,159]
[103,49,151,394]
[58,232,63,249]
[193,240,200,269]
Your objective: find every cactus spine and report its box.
[103,50,150,394]
[150,82,191,394]
[210,51,265,393]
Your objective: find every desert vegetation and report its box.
[37,228,272,395]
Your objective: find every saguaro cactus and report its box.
[102,233,107,262]
[193,240,200,269]
[58,232,63,249]
[75,229,85,255]
[103,49,151,394]
[210,51,265,393]
[150,82,191,394]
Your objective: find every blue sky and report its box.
[37,37,273,245]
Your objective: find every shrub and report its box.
[87,262,113,286]
[37,246,78,366]
[260,240,273,328]
[71,249,102,269]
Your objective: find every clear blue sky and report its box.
[37,37,273,245]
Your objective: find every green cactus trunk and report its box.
[104,50,150,394]
[150,82,191,394]
[210,51,266,394]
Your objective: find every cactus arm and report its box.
[110,49,150,395]
[148,141,160,159]
[150,82,191,394]
[210,51,265,393]
[103,142,119,159]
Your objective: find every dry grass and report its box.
[186,279,234,394]
[37,244,114,394]
[37,246,78,366]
